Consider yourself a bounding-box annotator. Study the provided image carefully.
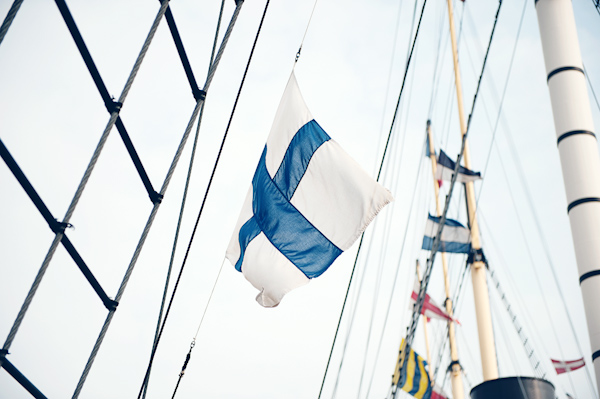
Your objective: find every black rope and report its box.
[376,0,428,182]
[135,1,271,398]
[54,0,161,203]
[170,340,195,399]
[139,3,226,399]
[316,0,429,397]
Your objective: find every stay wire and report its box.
[134,2,271,398]
[468,1,597,391]
[170,258,227,399]
[317,0,430,396]
[475,0,526,205]
[364,139,428,399]
[295,0,319,63]
[376,0,428,182]
[140,2,226,399]
[354,23,423,397]
[0,0,23,47]
[584,62,600,116]
[372,0,406,177]
[399,0,503,389]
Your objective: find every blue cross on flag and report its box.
[226,72,393,307]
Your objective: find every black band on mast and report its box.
[557,130,596,145]
[567,197,600,213]
[592,350,600,362]
[547,66,584,82]
[580,270,600,284]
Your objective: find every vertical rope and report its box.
[294,0,319,64]
[1,0,170,365]
[0,0,24,46]
[140,3,225,398]
[134,1,272,396]
[317,0,429,396]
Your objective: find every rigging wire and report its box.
[456,0,595,393]
[317,0,430,396]
[372,0,406,177]
[464,1,598,391]
[354,28,424,398]
[592,0,600,16]
[401,0,504,389]
[350,49,425,397]
[139,3,226,398]
[364,140,428,398]
[426,0,449,120]
[473,0,526,201]
[294,0,319,64]
[3,0,172,370]
[583,62,600,116]
[491,127,578,395]
[132,2,271,397]
[0,0,23,46]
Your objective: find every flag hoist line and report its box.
[140,2,227,399]
[135,2,272,397]
[318,0,431,396]
[426,120,465,399]
[398,0,504,393]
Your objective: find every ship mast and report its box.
[445,0,499,381]
[426,121,465,398]
[535,0,600,392]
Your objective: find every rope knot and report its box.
[51,220,73,234]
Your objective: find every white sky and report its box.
[1,0,600,398]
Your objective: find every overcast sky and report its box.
[1,0,600,398]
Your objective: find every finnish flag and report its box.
[435,149,481,183]
[422,214,471,254]
[226,73,393,307]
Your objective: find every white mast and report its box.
[535,0,600,391]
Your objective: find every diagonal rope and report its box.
[139,3,226,399]
[1,0,170,370]
[132,2,272,397]
[398,0,503,391]
[0,0,23,46]
[293,0,318,64]
[364,140,428,399]
[71,4,244,398]
[584,63,600,115]
[317,0,430,397]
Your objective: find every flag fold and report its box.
[226,72,393,307]
[551,357,585,374]
[392,339,447,399]
[410,280,460,325]
[422,214,471,254]
[435,149,481,183]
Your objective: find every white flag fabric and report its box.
[410,280,460,325]
[435,149,481,183]
[422,214,471,254]
[226,73,393,307]
[551,357,585,374]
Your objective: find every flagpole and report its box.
[446,0,499,381]
[426,121,464,398]
[416,260,434,385]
